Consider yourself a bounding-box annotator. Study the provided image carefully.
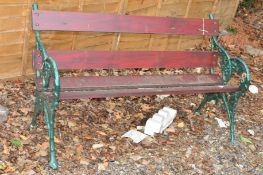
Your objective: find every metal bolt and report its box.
[35,23,39,27]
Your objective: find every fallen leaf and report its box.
[37,150,48,157]
[109,146,116,151]
[248,144,256,151]
[141,104,152,111]
[240,135,253,144]
[92,143,104,149]
[80,159,89,165]
[21,170,36,175]
[20,108,31,115]
[54,137,61,143]
[19,135,28,141]
[1,162,15,173]
[0,163,7,170]
[166,126,175,133]
[76,144,83,156]
[96,131,107,136]
[3,143,10,154]
[130,155,143,161]
[38,142,49,150]
[177,122,185,128]
[68,121,77,128]
[84,135,93,140]
[166,141,176,145]
[98,162,108,172]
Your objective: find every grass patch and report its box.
[226,26,237,34]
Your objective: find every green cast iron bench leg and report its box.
[43,98,59,169]
[195,92,239,144]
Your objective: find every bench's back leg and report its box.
[195,93,220,115]
[30,90,43,129]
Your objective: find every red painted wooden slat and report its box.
[33,50,218,70]
[36,74,223,91]
[43,85,239,99]
[32,10,219,36]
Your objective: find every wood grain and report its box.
[32,10,219,36]
[33,50,218,70]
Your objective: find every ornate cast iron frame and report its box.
[195,15,251,144]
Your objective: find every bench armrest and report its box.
[42,57,60,103]
[211,36,232,83]
[230,57,251,95]
[211,35,250,95]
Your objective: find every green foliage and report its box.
[259,165,263,171]
[240,135,253,144]
[10,139,22,147]
[240,0,255,9]
[226,26,237,34]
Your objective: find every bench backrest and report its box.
[32,10,219,36]
[33,50,218,71]
[32,6,219,71]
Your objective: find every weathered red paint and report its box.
[32,10,219,36]
[33,50,218,70]
[36,74,223,90]
[44,85,239,99]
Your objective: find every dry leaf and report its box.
[177,122,185,128]
[98,162,109,172]
[96,131,107,136]
[38,142,49,150]
[84,135,93,140]
[68,121,77,128]
[20,108,31,115]
[92,143,104,149]
[37,150,48,157]
[80,159,89,165]
[76,144,83,156]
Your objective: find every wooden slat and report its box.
[32,10,219,36]
[44,85,239,99]
[33,50,218,70]
[36,74,223,91]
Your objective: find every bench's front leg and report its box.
[43,97,59,169]
[45,57,60,169]
[223,58,250,144]
[34,57,60,169]
[221,91,243,144]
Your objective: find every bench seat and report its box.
[36,74,239,99]
[56,85,239,100]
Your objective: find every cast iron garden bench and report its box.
[30,3,250,169]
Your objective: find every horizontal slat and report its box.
[33,50,218,70]
[43,85,239,100]
[32,10,219,36]
[36,74,223,91]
